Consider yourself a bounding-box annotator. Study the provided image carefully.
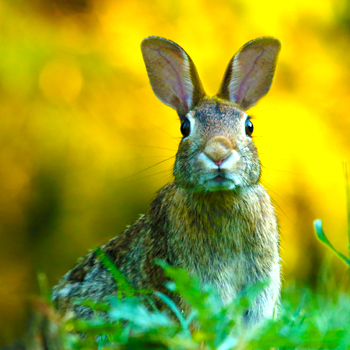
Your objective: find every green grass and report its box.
[39,265,350,350]
[27,165,350,350]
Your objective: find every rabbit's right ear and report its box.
[141,37,206,117]
[217,37,281,111]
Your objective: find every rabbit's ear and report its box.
[141,36,206,116]
[217,37,281,111]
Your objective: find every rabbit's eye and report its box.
[181,118,191,137]
[245,118,253,137]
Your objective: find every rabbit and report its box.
[52,36,281,327]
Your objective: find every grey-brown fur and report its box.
[52,36,281,326]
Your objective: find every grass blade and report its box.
[343,162,350,258]
[314,219,350,266]
[94,247,135,298]
[153,291,191,336]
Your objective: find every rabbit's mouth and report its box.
[213,174,227,182]
[204,173,240,191]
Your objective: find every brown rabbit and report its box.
[52,36,281,326]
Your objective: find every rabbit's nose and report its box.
[203,136,233,166]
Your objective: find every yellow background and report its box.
[0,0,349,344]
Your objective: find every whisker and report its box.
[133,116,178,140]
[135,155,177,159]
[259,180,291,222]
[134,145,177,152]
[261,164,312,177]
[238,168,290,221]
[118,156,175,182]
[122,169,173,183]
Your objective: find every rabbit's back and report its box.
[52,212,171,317]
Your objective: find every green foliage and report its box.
[314,220,350,266]
[26,168,350,349]
[94,248,136,299]
[52,262,350,350]
[42,169,350,349]
[314,162,350,267]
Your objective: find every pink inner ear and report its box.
[156,48,190,108]
[155,47,191,112]
[234,47,265,103]
[142,36,205,114]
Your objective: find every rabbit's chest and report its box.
[165,185,278,303]
[170,223,254,303]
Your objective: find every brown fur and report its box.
[52,36,281,326]
[53,181,279,323]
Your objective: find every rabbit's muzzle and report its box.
[197,136,242,191]
[203,136,235,166]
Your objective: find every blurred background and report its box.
[0,0,350,345]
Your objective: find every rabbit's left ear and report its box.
[217,37,281,111]
[141,36,206,117]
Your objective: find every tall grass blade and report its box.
[217,336,237,350]
[343,161,350,258]
[314,219,350,266]
[94,247,135,298]
[153,291,191,336]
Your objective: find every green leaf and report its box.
[343,161,350,257]
[72,298,110,312]
[94,247,135,298]
[314,219,350,266]
[154,291,191,336]
[108,297,173,330]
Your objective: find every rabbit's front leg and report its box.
[242,265,281,326]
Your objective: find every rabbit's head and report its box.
[141,37,280,192]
